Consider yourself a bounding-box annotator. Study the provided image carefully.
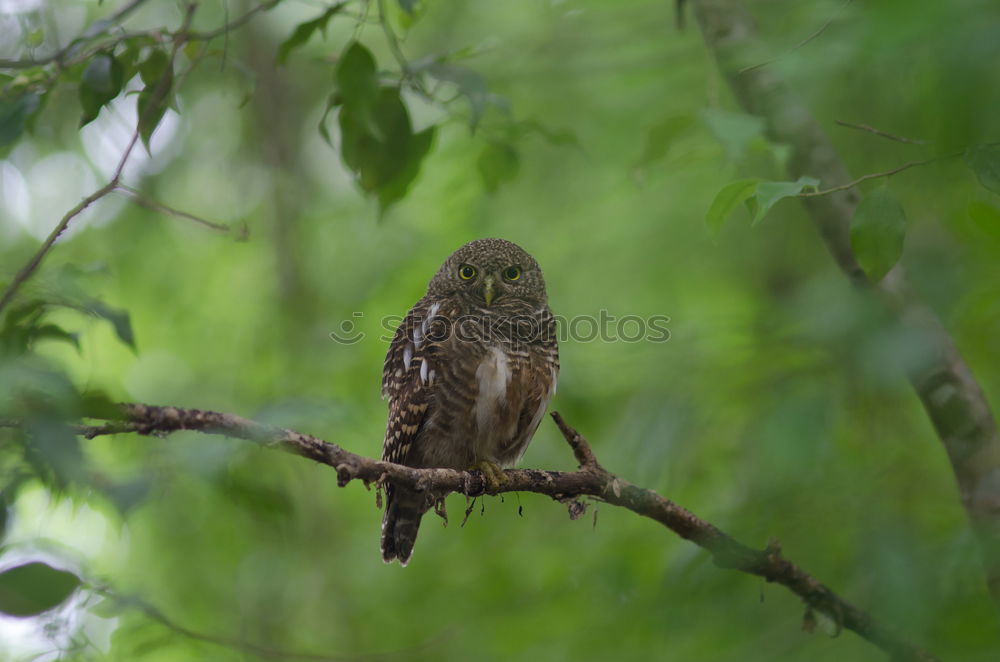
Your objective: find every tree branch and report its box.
[114,183,244,236]
[0,5,197,317]
[692,0,1000,610]
[184,0,283,41]
[796,158,944,198]
[0,403,939,662]
[736,0,852,75]
[834,120,929,146]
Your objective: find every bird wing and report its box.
[509,307,561,459]
[381,298,437,465]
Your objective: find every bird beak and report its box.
[483,276,495,307]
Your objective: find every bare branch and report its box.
[797,158,940,198]
[550,411,601,470]
[737,0,853,75]
[834,120,929,145]
[114,183,244,236]
[693,0,1000,610]
[0,181,116,313]
[185,0,283,41]
[0,403,940,662]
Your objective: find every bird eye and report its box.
[503,266,522,281]
[458,264,477,280]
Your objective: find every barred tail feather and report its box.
[381,489,424,566]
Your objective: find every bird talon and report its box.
[473,460,508,493]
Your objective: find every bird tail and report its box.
[381,488,425,566]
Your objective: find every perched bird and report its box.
[380,238,559,565]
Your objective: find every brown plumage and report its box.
[380,238,559,565]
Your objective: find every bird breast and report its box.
[473,345,517,460]
[474,346,512,431]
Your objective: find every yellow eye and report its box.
[458,264,477,280]
[503,266,521,281]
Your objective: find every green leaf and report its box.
[0,90,41,152]
[79,52,124,126]
[702,109,766,161]
[335,42,378,113]
[139,49,169,87]
[4,299,46,328]
[276,5,344,65]
[118,35,156,81]
[377,126,436,214]
[633,114,696,172]
[369,87,411,156]
[341,86,430,200]
[851,186,907,282]
[0,562,81,617]
[705,178,760,234]
[24,419,86,488]
[331,43,435,208]
[136,49,173,150]
[82,299,136,351]
[339,88,409,190]
[965,144,1000,194]
[30,324,81,352]
[1,299,46,355]
[398,0,420,13]
[137,76,172,151]
[746,176,819,226]
[477,142,520,193]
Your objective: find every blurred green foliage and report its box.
[2,0,1000,659]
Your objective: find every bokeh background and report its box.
[2,0,1000,659]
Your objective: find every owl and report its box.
[380,238,559,565]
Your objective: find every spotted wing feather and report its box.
[381,300,435,465]
[380,298,438,564]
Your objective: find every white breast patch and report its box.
[474,346,512,434]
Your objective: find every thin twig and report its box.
[377,0,407,70]
[114,183,241,235]
[0,182,113,312]
[185,0,283,41]
[834,120,929,145]
[375,0,431,96]
[1,403,940,662]
[550,411,600,470]
[797,158,938,198]
[738,0,852,75]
